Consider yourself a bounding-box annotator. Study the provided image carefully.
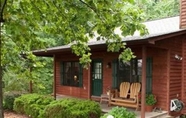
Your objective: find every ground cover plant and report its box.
[101,106,136,118]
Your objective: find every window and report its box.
[93,62,102,80]
[112,58,152,93]
[118,59,142,84]
[60,61,83,87]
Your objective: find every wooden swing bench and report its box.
[108,82,141,110]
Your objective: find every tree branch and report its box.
[79,0,105,23]
[79,0,96,11]
[30,1,45,19]
[0,0,7,22]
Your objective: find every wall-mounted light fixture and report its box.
[106,62,111,68]
[175,54,182,61]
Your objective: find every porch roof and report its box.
[33,16,186,56]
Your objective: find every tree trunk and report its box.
[0,22,4,118]
[0,1,8,117]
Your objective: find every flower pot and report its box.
[145,105,154,112]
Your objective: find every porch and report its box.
[101,103,170,118]
[56,94,172,118]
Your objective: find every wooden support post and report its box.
[88,66,91,99]
[29,67,33,93]
[141,46,147,118]
[53,55,56,100]
[29,80,33,93]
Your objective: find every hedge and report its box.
[14,94,102,118]
[13,93,54,118]
[40,98,102,118]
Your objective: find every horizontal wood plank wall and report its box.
[55,54,88,98]
[156,36,183,116]
[149,48,168,111]
[53,34,185,117]
[54,43,173,112]
[182,36,186,114]
[180,0,186,29]
[169,38,182,117]
[54,51,119,99]
[133,46,168,111]
[134,46,169,111]
[54,45,170,111]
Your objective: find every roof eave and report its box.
[33,30,186,57]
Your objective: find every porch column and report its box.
[29,67,33,93]
[141,46,147,118]
[53,55,57,100]
[88,66,91,99]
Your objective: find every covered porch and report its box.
[56,94,171,118]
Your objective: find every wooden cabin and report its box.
[33,1,186,117]
[33,16,186,117]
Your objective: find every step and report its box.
[91,95,100,102]
[152,114,174,118]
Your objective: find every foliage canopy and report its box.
[1,0,180,93]
[3,0,147,67]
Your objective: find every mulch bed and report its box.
[4,111,29,118]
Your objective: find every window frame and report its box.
[60,61,83,87]
[118,58,142,83]
[112,58,152,93]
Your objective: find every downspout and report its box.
[141,46,147,118]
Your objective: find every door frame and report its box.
[91,59,103,96]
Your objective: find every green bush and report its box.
[14,94,101,118]
[13,93,54,118]
[40,98,102,118]
[3,92,22,110]
[101,107,136,118]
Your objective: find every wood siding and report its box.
[53,34,186,117]
[150,48,168,111]
[155,36,183,116]
[54,51,119,99]
[55,54,89,98]
[180,0,186,29]
[182,36,186,114]
[168,38,182,116]
[54,46,169,110]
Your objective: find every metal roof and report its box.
[33,16,186,54]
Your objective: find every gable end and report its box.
[180,0,186,29]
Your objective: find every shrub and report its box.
[101,107,136,118]
[40,98,102,118]
[13,93,54,118]
[3,92,22,110]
